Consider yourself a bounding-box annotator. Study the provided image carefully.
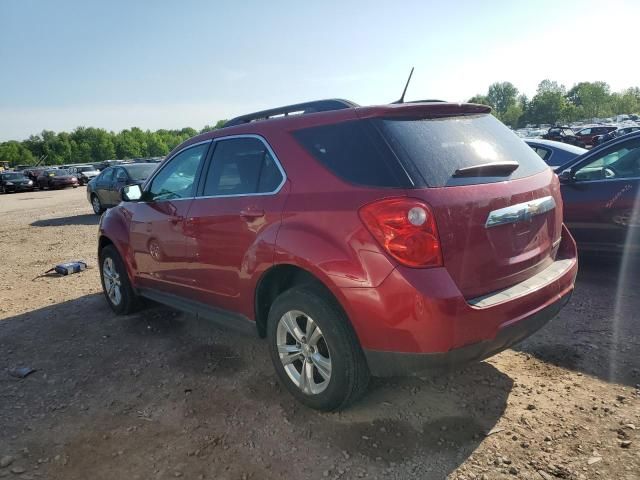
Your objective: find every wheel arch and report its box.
[254,263,353,339]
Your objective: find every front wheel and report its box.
[99,244,140,315]
[267,286,369,411]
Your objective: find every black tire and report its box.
[267,286,369,411]
[99,244,140,315]
[91,194,104,215]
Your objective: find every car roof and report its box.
[525,138,587,154]
[169,100,492,156]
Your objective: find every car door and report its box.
[95,168,115,205]
[128,142,210,296]
[561,136,640,253]
[182,135,288,316]
[575,128,591,146]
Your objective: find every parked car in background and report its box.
[592,125,640,146]
[543,126,585,147]
[574,125,617,148]
[97,99,577,410]
[0,172,35,193]
[558,131,640,254]
[525,139,587,169]
[71,165,101,185]
[24,167,49,184]
[36,168,79,190]
[87,163,157,214]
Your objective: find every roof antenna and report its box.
[393,67,414,104]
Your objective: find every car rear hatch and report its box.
[369,109,563,299]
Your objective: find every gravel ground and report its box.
[0,187,638,480]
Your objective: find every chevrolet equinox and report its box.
[98,99,577,411]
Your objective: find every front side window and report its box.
[578,128,591,136]
[146,143,208,201]
[574,138,640,181]
[202,137,284,196]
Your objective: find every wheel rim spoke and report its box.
[311,353,331,381]
[281,311,304,343]
[278,345,303,365]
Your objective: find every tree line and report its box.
[469,80,640,129]
[0,120,227,167]
[2,79,639,167]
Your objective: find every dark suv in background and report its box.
[97,99,577,410]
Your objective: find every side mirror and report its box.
[121,184,142,202]
[558,169,575,184]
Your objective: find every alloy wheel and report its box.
[102,257,122,306]
[276,310,332,395]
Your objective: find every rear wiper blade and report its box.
[453,161,519,177]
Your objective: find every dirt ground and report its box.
[0,187,638,480]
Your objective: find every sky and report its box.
[1,0,639,141]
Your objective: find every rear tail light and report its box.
[359,197,443,268]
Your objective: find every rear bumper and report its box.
[364,290,571,376]
[339,224,578,376]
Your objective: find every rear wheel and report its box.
[267,286,369,411]
[99,244,139,315]
[92,194,104,215]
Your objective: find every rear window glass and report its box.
[376,114,549,187]
[292,120,408,188]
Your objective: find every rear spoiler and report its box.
[355,102,492,120]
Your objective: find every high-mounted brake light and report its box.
[359,198,443,268]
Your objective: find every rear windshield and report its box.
[124,164,157,181]
[376,114,549,187]
[294,114,549,188]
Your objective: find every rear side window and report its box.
[376,114,549,187]
[292,120,407,188]
[202,137,284,196]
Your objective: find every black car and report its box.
[542,126,586,147]
[593,126,640,146]
[0,172,35,193]
[525,139,587,169]
[87,163,157,214]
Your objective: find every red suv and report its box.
[98,99,577,410]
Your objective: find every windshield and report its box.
[1,173,25,180]
[124,164,156,181]
[52,169,70,175]
[78,166,97,172]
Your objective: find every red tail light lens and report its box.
[359,197,443,268]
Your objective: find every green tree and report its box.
[567,81,611,118]
[487,82,519,118]
[528,80,570,125]
[468,94,491,106]
[0,141,36,166]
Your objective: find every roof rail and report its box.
[223,99,359,127]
